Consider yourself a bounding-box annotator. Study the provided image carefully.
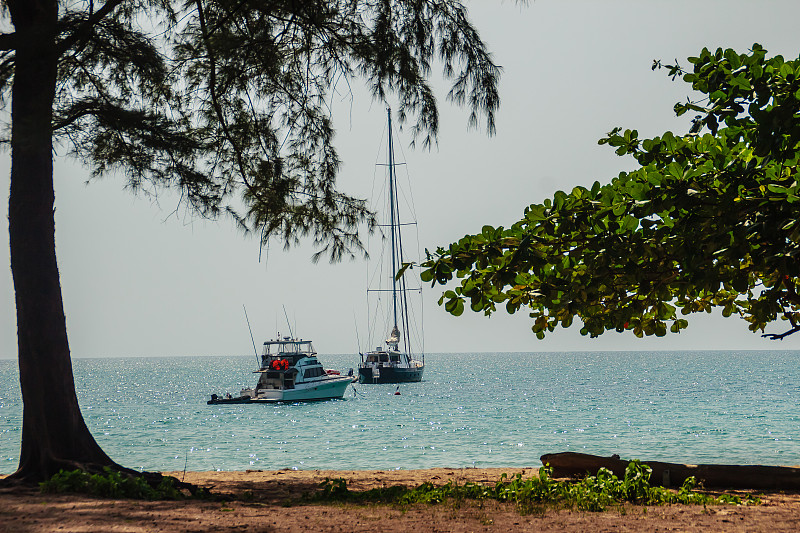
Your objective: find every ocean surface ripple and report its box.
[1,351,798,473]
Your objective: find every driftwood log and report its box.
[540,452,800,490]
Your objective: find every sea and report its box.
[1,351,799,475]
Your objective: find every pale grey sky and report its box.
[3,1,800,358]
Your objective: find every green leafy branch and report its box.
[422,44,800,340]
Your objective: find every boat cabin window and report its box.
[366,353,392,363]
[390,354,400,363]
[257,373,282,390]
[303,366,324,378]
[261,339,316,358]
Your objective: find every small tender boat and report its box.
[208,336,353,404]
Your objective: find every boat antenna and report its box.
[282,305,295,339]
[243,305,259,365]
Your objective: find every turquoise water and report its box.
[1,351,799,474]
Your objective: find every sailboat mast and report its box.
[357,109,424,383]
[387,108,400,333]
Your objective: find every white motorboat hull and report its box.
[250,375,352,402]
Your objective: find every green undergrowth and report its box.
[39,467,204,500]
[308,461,760,513]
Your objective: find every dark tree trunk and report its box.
[6,0,118,483]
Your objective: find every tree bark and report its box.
[6,0,118,482]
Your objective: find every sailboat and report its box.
[358,109,425,384]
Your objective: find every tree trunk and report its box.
[6,0,118,482]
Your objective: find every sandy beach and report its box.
[2,467,800,532]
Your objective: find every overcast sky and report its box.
[3,0,800,359]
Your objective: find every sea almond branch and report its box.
[763,325,800,341]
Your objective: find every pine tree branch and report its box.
[56,0,126,56]
[194,0,253,192]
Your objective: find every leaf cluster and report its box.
[1,0,505,261]
[422,44,800,339]
[309,461,756,513]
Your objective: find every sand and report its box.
[2,467,800,532]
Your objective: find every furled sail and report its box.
[386,325,400,345]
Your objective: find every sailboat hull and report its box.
[358,365,424,384]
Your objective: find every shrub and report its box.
[310,461,760,513]
[40,467,184,500]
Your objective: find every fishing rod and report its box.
[353,308,364,361]
[243,305,259,366]
[282,305,295,339]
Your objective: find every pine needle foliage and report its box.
[0,0,505,262]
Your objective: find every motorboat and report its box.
[209,336,353,404]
